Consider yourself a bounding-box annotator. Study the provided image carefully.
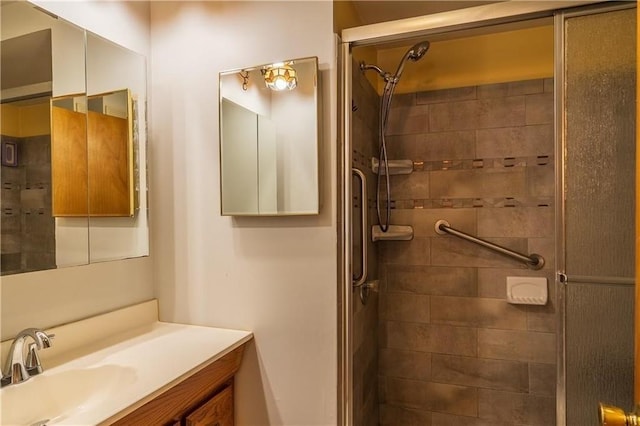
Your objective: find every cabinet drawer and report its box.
[185,383,233,426]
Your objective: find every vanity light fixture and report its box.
[262,62,297,91]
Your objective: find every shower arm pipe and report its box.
[435,219,544,270]
[359,62,394,83]
[352,168,368,287]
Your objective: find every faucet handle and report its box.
[26,332,54,375]
[40,332,55,349]
[33,330,54,349]
[25,343,44,375]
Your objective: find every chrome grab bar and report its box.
[352,168,368,287]
[435,219,544,270]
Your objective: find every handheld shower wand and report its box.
[359,40,430,233]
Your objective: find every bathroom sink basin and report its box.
[0,318,252,426]
[0,364,136,425]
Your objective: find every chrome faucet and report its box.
[1,328,54,387]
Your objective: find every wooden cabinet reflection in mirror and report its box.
[51,96,88,216]
[51,89,135,217]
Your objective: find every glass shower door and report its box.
[560,6,636,426]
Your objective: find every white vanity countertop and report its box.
[0,320,253,426]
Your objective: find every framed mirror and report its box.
[219,57,320,216]
[0,2,148,275]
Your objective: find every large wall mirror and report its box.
[219,57,320,216]
[0,2,149,275]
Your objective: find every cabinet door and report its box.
[87,110,132,216]
[185,384,233,426]
[51,105,88,216]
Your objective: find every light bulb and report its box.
[274,77,287,90]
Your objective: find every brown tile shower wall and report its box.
[378,79,556,426]
[351,60,381,426]
[1,134,55,274]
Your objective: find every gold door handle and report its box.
[599,402,639,426]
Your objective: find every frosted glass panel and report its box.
[564,8,636,278]
[566,282,634,426]
[563,8,636,426]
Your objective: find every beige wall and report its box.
[149,2,337,425]
[1,1,153,338]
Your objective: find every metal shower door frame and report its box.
[338,2,604,425]
[555,3,637,425]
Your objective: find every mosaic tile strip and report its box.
[389,197,554,210]
[23,208,47,215]
[410,155,553,172]
[354,154,554,172]
[24,182,49,190]
[2,181,18,190]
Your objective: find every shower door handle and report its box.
[598,402,639,426]
[352,168,368,287]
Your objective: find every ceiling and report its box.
[349,1,501,26]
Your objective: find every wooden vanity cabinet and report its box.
[185,383,234,426]
[111,344,245,426]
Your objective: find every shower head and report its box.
[394,40,430,80]
[407,41,430,62]
[359,40,430,85]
